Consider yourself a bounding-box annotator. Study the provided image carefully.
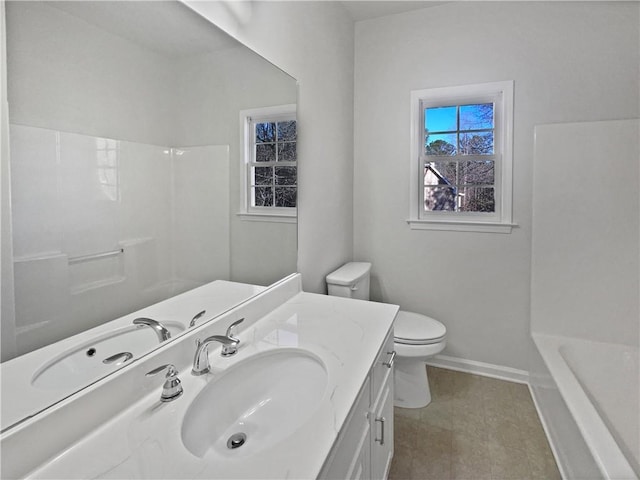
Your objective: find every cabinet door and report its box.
[371,333,395,402]
[349,422,371,480]
[318,378,371,480]
[370,330,395,480]
[371,378,394,480]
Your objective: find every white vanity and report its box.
[1,274,398,479]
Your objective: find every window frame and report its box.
[409,81,515,233]
[239,104,297,223]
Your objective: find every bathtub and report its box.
[532,334,639,480]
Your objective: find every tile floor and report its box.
[389,367,562,480]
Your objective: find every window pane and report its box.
[255,122,276,143]
[459,187,495,212]
[459,161,494,185]
[275,187,296,207]
[425,106,456,132]
[460,103,494,130]
[278,142,297,162]
[425,162,457,185]
[425,134,457,156]
[253,166,273,186]
[256,143,276,162]
[253,186,273,207]
[277,121,296,142]
[459,131,493,155]
[424,186,457,211]
[275,166,296,186]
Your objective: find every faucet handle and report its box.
[189,310,206,328]
[146,364,183,402]
[225,318,245,342]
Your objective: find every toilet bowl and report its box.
[393,311,446,408]
[326,262,447,408]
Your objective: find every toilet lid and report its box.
[394,311,446,345]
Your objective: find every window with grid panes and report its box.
[409,82,514,232]
[241,105,297,218]
[423,102,496,213]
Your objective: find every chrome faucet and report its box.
[192,318,244,375]
[146,364,183,402]
[133,317,171,343]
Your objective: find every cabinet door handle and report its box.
[375,416,386,445]
[383,351,396,369]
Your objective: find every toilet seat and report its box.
[394,311,446,345]
[326,262,448,409]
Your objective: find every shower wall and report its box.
[9,124,229,355]
[531,119,639,345]
[529,118,639,478]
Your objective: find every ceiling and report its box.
[339,1,448,22]
[49,1,447,57]
[49,1,240,58]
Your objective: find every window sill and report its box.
[237,212,297,224]
[407,219,516,234]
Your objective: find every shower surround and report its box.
[530,119,639,479]
[9,124,230,356]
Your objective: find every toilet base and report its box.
[394,359,431,408]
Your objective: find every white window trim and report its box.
[238,104,297,222]
[236,212,297,224]
[408,81,516,233]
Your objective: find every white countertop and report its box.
[25,289,398,479]
[1,280,265,433]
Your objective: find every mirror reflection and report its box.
[1,0,297,430]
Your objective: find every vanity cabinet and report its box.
[319,377,372,480]
[1,279,399,480]
[370,331,395,479]
[319,329,395,480]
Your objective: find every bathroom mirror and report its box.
[1,1,297,431]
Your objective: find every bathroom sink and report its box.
[181,349,328,458]
[31,322,184,390]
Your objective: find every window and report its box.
[409,81,515,233]
[239,105,297,222]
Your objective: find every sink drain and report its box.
[227,432,247,449]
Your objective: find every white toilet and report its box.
[326,262,447,408]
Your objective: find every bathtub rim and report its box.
[532,333,638,480]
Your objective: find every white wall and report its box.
[531,120,639,346]
[173,144,231,287]
[172,46,297,286]
[184,0,355,293]
[6,2,177,146]
[353,2,639,370]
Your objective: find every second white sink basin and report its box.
[181,349,328,458]
[31,322,184,390]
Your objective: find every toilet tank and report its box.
[326,262,371,301]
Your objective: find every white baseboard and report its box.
[426,354,530,385]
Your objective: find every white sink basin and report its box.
[31,322,184,390]
[181,349,328,458]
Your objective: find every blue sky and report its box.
[425,104,493,133]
